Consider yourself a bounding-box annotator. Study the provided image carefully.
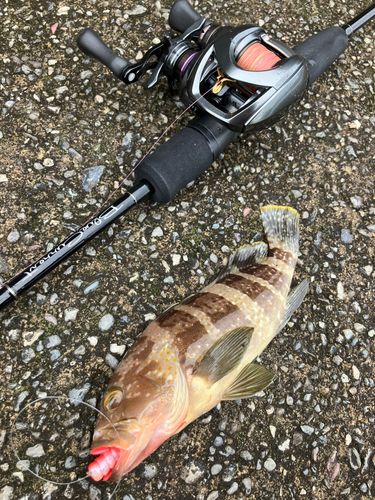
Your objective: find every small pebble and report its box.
[16,460,30,471]
[65,456,78,469]
[84,281,100,295]
[7,229,20,243]
[110,344,126,356]
[301,425,314,436]
[348,448,361,470]
[352,365,361,380]
[65,308,79,322]
[74,345,85,356]
[151,227,163,237]
[350,196,362,208]
[44,335,61,349]
[21,348,35,364]
[214,436,223,447]
[341,374,350,383]
[180,461,205,485]
[85,246,97,257]
[44,314,57,325]
[354,323,365,333]
[106,353,119,370]
[227,482,238,495]
[211,464,222,475]
[69,383,91,403]
[82,166,105,192]
[264,457,276,471]
[50,350,61,361]
[14,391,29,412]
[207,492,219,500]
[99,314,114,331]
[141,464,158,479]
[26,444,45,458]
[341,229,353,243]
[242,477,252,494]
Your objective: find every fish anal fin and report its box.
[222,363,274,401]
[193,327,254,386]
[277,279,309,335]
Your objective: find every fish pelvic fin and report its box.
[193,327,254,386]
[259,205,299,255]
[222,363,274,401]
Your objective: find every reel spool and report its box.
[178,24,309,133]
[236,42,282,94]
[237,42,281,72]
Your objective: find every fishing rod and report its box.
[0,0,374,311]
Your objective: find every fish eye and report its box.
[103,387,123,412]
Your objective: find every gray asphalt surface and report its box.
[0,1,374,499]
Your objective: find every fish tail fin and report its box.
[259,205,299,255]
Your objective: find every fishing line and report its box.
[1,83,218,289]
[10,395,123,497]
[82,83,220,224]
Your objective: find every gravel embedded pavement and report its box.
[0,1,374,499]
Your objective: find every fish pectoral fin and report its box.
[193,327,254,386]
[222,363,274,400]
[277,279,309,334]
[165,362,189,434]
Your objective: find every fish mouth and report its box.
[88,424,140,481]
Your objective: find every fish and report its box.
[88,205,308,481]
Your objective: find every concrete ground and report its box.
[0,0,374,499]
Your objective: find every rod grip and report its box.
[134,116,238,203]
[293,27,348,86]
[77,28,130,79]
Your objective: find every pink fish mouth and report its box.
[88,446,124,481]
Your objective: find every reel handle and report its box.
[77,28,130,79]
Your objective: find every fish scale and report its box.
[88,205,308,482]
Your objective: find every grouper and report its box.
[88,205,308,481]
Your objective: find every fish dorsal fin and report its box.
[193,327,254,386]
[277,279,309,334]
[222,363,274,400]
[207,242,268,287]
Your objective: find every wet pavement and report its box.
[0,0,374,499]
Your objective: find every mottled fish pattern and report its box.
[88,206,308,481]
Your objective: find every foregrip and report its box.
[134,115,238,203]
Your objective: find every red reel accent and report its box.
[237,42,281,71]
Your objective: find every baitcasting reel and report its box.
[77,0,351,203]
[78,0,309,134]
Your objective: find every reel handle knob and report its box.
[77,28,130,79]
[169,0,206,33]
